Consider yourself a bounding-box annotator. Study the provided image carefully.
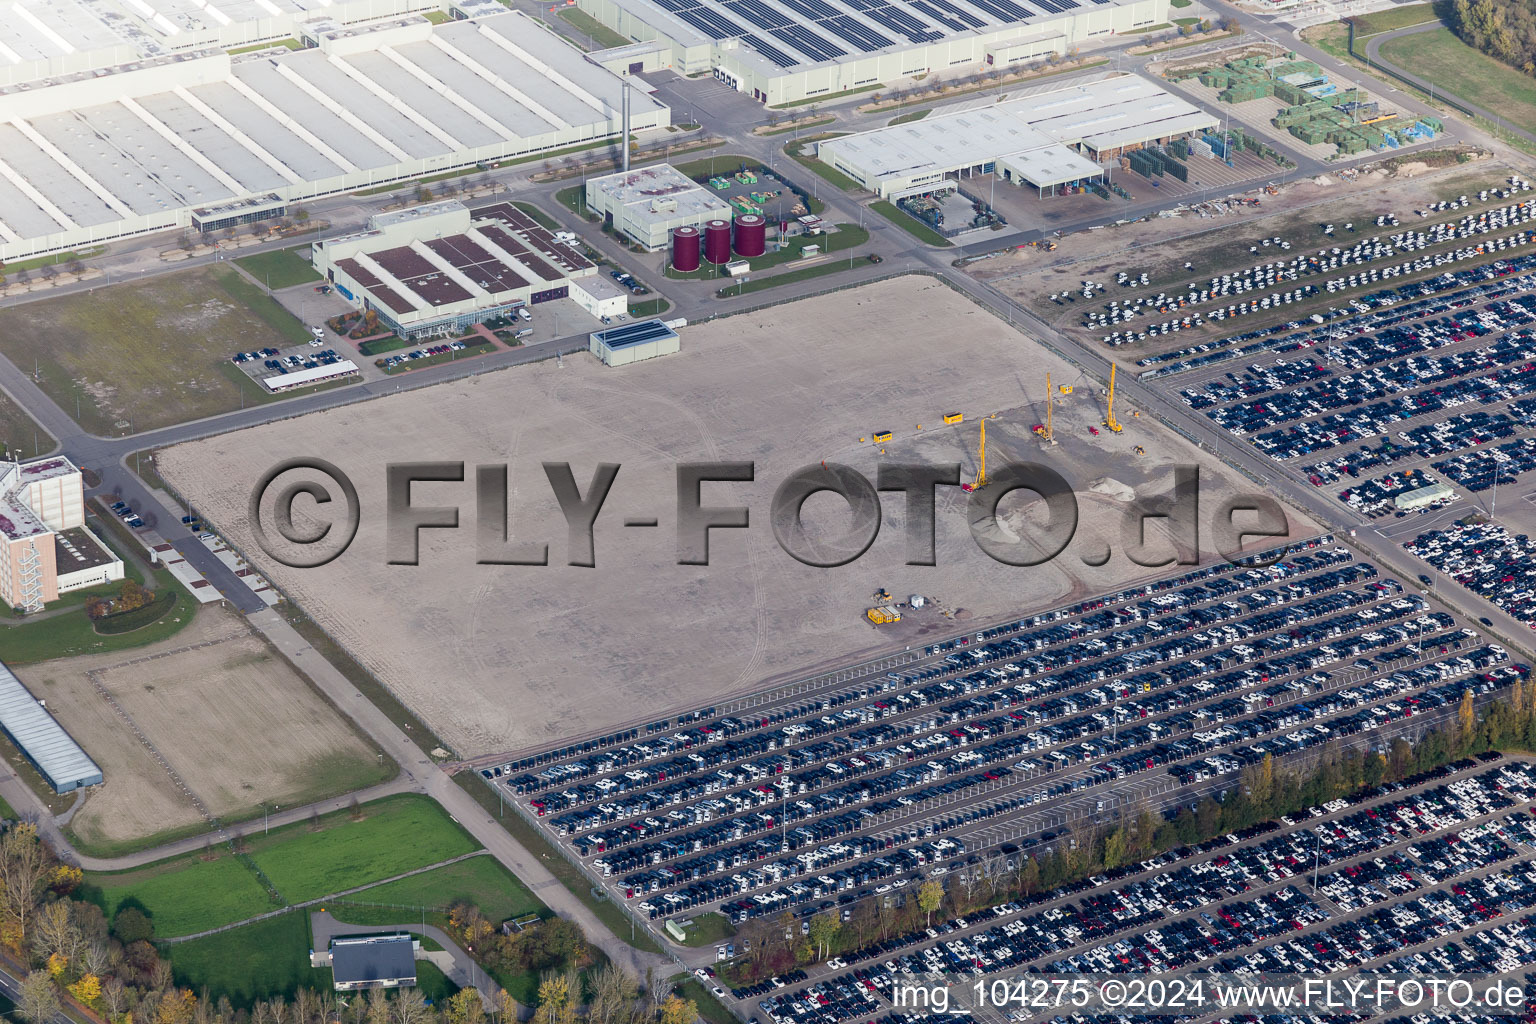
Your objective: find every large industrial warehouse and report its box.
[0,661,101,794]
[0,0,445,88]
[0,9,670,262]
[817,74,1218,196]
[314,200,605,338]
[576,0,1165,104]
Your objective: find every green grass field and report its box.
[557,7,630,48]
[244,795,480,903]
[721,259,862,295]
[1352,2,1436,35]
[86,850,276,938]
[676,912,736,946]
[228,38,302,54]
[784,147,863,193]
[677,980,736,1024]
[0,246,106,275]
[0,388,54,459]
[168,913,320,1006]
[870,201,952,246]
[86,795,480,939]
[0,588,195,665]
[331,855,544,927]
[1378,27,1536,131]
[760,116,836,135]
[0,507,193,668]
[0,266,316,434]
[235,248,321,290]
[888,109,930,125]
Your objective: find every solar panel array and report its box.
[646,0,1093,67]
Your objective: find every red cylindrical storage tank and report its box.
[672,225,701,272]
[734,214,766,258]
[703,219,732,264]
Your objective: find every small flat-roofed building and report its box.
[570,275,632,319]
[0,457,122,612]
[315,200,600,339]
[818,75,1218,198]
[329,935,418,992]
[0,660,101,793]
[583,164,733,249]
[590,319,679,365]
[1395,482,1456,511]
[261,360,361,393]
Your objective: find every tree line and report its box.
[1447,0,1536,75]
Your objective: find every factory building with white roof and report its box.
[575,0,1164,105]
[816,75,1218,197]
[0,7,670,262]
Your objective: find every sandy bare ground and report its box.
[157,277,1318,759]
[19,605,384,848]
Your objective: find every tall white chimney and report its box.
[621,79,631,173]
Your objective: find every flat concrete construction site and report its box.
[158,277,1317,758]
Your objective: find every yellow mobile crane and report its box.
[1105,363,1123,433]
[963,416,995,491]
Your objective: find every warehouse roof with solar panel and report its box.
[576,0,1167,103]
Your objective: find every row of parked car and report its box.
[519,542,1530,932]
[1407,521,1536,629]
[626,632,1523,927]
[617,636,1515,917]
[381,340,471,368]
[1138,246,1536,381]
[576,567,1404,876]
[1195,303,1533,442]
[1096,186,1533,343]
[517,542,1344,804]
[609,268,651,295]
[1107,214,1536,347]
[107,499,143,529]
[231,346,280,364]
[1338,471,1457,518]
[757,755,1536,1024]
[261,348,346,373]
[1429,429,1536,493]
[1307,398,1536,487]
